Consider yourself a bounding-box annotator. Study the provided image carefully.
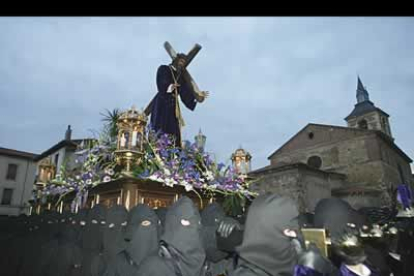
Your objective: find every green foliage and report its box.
[100,108,121,142]
[222,193,247,217]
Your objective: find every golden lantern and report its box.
[231,147,252,176]
[114,106,148,174]
[38,158,56,184]
[35,158,56,200]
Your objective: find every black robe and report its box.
[41,212,83,276]
[17,217,44,276]
[4,216,30,276]
[230,194,300,276]
[150,64,197,147]
[103,204,160,276]
[136,196,207,276]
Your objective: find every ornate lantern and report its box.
[38,158,56,184]
[231,147,252,176]
[114,106,148,174]
[194,129,206,152]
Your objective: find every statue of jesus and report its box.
[149,53,209,147]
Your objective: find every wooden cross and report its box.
[144,42,203,116]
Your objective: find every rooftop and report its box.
[0,147,38,160]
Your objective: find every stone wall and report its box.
[270,126,412,190]
[250,164,342,212]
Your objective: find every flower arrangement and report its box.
[36,139,119,212]
[34,111,258,214]
[133,128,257,204]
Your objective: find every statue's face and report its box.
[175,57,186,69]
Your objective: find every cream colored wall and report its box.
[0,155,37,216]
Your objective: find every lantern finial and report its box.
[114,106,148,175]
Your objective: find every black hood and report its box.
[314,198,366,266]
[72,208,88,244]
[200,202,228,262]
[297,212,314,228]
[124,204,160,266]
[41,210,61,238]
[59,211,78,242]
[237,193,299,276]
[161,196,206,276]
[201,202,226,227]
[103,205,128,256]
[314,198,357,241]
[82,204,107,251]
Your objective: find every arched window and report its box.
[307,156,322,169]
[358,119,368,130]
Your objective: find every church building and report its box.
[249,77,413,211]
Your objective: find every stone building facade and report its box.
[249,163,345,212]
[0,147,38,216]
[250,77,413,210]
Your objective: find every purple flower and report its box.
[170,148,180,154]
[179,151,188,160]
[217,163,225,171]
[139,169,150,178]
[160,149,169,159]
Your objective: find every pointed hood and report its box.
[237,193,299,276]
[161,196,206,276]
[124,204,160,266]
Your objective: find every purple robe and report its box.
[150,65,197,147]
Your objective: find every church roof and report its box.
[346,76,389,120]
[345,100,389,121]
[357,76,365,93]
[267,123,412,163]
[249,162,346,178]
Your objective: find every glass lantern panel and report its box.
[124,132,130,149]
[131,131,138,148]
[240,160,247,174]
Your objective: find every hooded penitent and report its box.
[200,202,228,262]
[200,202,233,275]
[15,212,44,276]
[297,212,315,228]
[102,205,128,260]
[136,196,207,276]
[80,204,107,276]
[314,198,369,274]
[82,204,107,251]
[103,204,160,276]
[72,208,89,247]
[41,211,83,276]
[5,215,31,276]
[232,193,300,276]
[34,211,63,276]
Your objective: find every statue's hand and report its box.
[196,91,209,103]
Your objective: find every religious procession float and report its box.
[30,42,258,215]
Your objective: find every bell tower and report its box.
[345,76,393,139]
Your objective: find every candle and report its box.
[132,131,137,146]
[120,134,126,148]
